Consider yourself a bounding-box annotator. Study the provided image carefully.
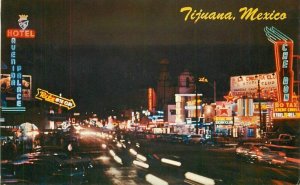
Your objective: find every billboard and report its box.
[1,74,32,101]
[230,73,278,99]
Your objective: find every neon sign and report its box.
[265,26,294,102]
[9,38,23,107]
[274,41,294,102]
[273,102,300,119]
[35,88,76,110]
[264,26,300,120]
[215,116,233,125]
[6,15,35,39]
[2,15,35,111]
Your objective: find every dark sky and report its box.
[2,0,299,114]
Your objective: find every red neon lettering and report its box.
[6,29,36,38]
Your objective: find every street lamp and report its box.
[198,77,216,103]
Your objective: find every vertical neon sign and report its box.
[5,14,35,109]
[9,38,23,107]
[274,41,294,102]
[264,26,294,103]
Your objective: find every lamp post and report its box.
[198,77,216,103]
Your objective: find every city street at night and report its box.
[5,127,298,185]
[1,0,300,184]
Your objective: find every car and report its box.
[52,161,88,184]
[235,142,264,159]
[247,145,286,166]
[184,135,205,144]
[1,178,32,184]
[13,154,62,183]
[52,157,94,184]
[170,134,184,143]
[267,133,296,146]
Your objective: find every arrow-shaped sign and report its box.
[35,88,76,110]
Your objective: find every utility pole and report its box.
[213,80,216,103]
[0,0,2,121]
[195,82,198,134]
[257,78,263,137]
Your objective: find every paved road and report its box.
[77,131,299,185]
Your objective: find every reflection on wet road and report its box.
[78,130,299,185]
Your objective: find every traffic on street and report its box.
[1,1,300,185]
[1,124,299,185]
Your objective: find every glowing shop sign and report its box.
[273,112,300,119]
[35,88,76,110]
[215,116,233,125]
[273,102,299,112]
[274,41,294,102]
[264,26,294,103]
[273,101,300,119]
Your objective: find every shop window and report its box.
[248,128,254,137]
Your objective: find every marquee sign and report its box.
[35,88,76,110]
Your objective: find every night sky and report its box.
[1,0,299,115]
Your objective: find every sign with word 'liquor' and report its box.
[35,88,76,110]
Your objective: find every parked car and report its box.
[267,133,295,146]
[13,154,61,183]
[184,135,205,144]
[170,134,184,143]
[52,161,88,184]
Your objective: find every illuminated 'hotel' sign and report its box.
[6,15,35,39]
[3,15,35,110]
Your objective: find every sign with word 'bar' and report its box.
[35,88,76,110]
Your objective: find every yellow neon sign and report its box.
[35,88,76,110]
